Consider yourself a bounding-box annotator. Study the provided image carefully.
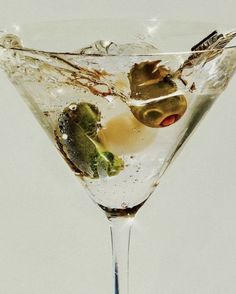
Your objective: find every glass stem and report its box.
[109,216,134,294]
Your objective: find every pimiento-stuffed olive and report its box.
[128,60,187,128]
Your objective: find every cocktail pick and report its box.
[176,30,236,76]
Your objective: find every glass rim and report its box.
[0,45,235,57]
[0,18,236,56]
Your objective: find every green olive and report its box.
[56,102,124,178]
[130,95,187,128]
[128,60,177,100]
[128,60,188,128]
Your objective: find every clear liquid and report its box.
[1,34,236,213]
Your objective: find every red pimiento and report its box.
[160,115,179,127]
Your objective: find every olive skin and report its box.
[128,60,177,100]
[130,95,187,128]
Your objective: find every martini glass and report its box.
[0,19,236,294]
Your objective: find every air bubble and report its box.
[62,133,68,140]
[69,104,77,111]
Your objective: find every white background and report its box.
[0,1,235,293]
